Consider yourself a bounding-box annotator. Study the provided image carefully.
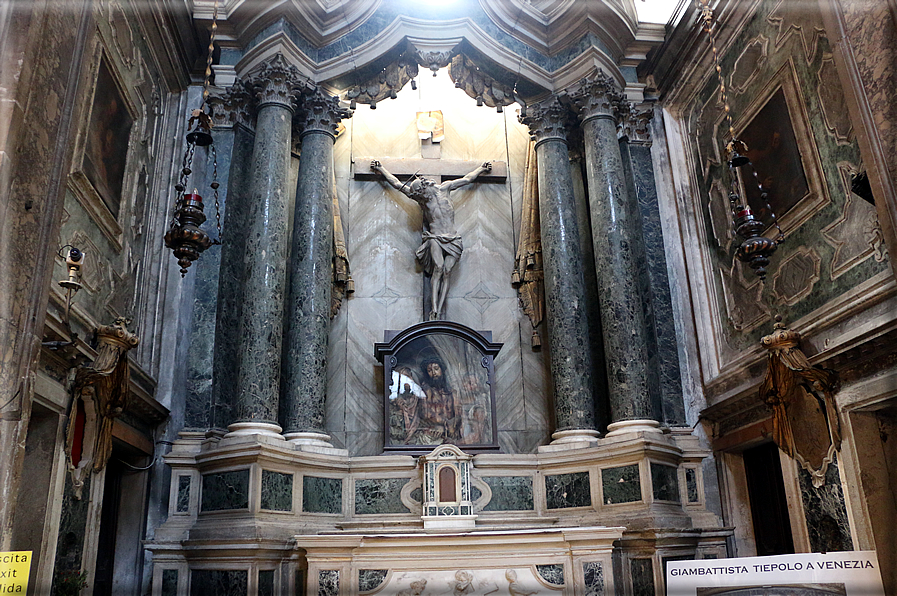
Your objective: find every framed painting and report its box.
[374,321,502,454]
[83,54,134,219]
[732,61,829,234]
[68,48,138,249]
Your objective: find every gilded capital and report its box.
[573,72,625,122]
[294,88,351,139]
[519,97,576,146]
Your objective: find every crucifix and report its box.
[355,156,507,321]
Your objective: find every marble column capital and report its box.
[293,88,351,140]
[619,103,653,146]
[208,85,255,130]
[519,97,577,147]
[244,53,308,111]
[573,72,625,124]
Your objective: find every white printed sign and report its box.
[666,551,884,596]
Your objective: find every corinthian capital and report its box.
[294,88,351,139]
[518,97,577,146]
[207,85,255,130]
[245,54,308,110]
[619,103,653,145]
[572,71,625,122]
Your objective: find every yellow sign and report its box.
[0,552,31,594]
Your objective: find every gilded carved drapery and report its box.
[66,318,139,498]
[511,140,544,347]
[759,317,841,487]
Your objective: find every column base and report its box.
[538,429,600,452]
[283,431,332,446]
[224,422,284,438]
[604,419,662,437]
[284,431,348,456]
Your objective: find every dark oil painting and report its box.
[84,56,133,218]
[387,334,493,448]
[739,88,809,225]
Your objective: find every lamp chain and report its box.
[200,0,219,109]
[697,0,784,242]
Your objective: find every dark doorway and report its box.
[93,455,124,595]
[742,442,795,555]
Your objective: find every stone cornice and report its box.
[191,0,379,50]
[232,21,636,107]
[477,0,640,61]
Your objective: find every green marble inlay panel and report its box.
[53,475,91,582]
[545,471,591,509]
[319,569,339,596]
[685,468,700,503]
[355,478,409,514]
[582,561,604,596]
[161,569,178,596]
[651,463,680,502]
[799,455,853,552]
[258,570,275,596]
[536,564,564,586]
[261,470,293,511]
[190,570,248,596]
[482,476,534,511]
[303,476,342,514]
[359,569,388,592]
[201,470,250,511]
[601,464,641,504]
[410,487,422,503]
[630,559,654,596]
[176,476,191,513]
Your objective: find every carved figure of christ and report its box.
[370,159,492,320]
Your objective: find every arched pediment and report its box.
[229,22,644,103]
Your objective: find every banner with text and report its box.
[0,551,31,594]
[667,551,884,596]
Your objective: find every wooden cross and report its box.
[353,157,508,183]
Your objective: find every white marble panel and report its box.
[331,69,553,454]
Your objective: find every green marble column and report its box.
[520,99,599,446]
[575,74,660,434]
[282,90,349,446]
[229,55,303,437]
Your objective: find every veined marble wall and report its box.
[675,0,893,378]
[328,69,550,455]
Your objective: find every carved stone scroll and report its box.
[346,50,419,107]
[448,54,519,110]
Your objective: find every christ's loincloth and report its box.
[415,231,463,274]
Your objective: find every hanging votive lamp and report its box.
[164,1,222,277]
[697,0,784,280]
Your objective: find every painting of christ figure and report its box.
[83,55,134,219]
[387,334,494,449]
